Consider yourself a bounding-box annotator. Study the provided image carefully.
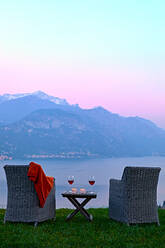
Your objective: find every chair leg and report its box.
[34,221,38,227]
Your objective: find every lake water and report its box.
[0,156,165,209]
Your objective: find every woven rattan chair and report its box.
[4,165,56,226]
[109,166,161,225]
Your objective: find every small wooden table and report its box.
[62,191,97,221]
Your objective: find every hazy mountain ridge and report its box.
[0,91,165,159]
[0,92,79,125]
[0,91,69,105]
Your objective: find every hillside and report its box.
[0,91,78,125]
[0,93,165,159]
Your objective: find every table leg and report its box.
[66,197,93,221]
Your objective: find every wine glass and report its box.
[68,175,74,185]
[68,176,74,191]
[88,176,95,193]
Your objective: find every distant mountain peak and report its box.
[1,92,29,101]
[0,91,69,105]
[93,106,110,112]
[31,91,69,105]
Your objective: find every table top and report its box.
[62,191,97,198]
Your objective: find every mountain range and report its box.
[0,91,165,160]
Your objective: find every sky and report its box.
[0,0,165,128]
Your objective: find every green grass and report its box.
[1,208,165,248]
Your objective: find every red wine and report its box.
[68,180,74,185]
[89,180,95,185]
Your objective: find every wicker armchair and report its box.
[109,167,161,225]
[4,165,56,226]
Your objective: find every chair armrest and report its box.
[110,179,122,188]
[109,179,124,198]
[110,179,121,185]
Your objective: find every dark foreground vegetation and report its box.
[1,208,165,248]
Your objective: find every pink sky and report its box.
[0,1,165,128]
[0,60,164,129]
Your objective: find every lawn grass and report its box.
[1,208,165,248]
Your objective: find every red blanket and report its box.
[28,162,54,208]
